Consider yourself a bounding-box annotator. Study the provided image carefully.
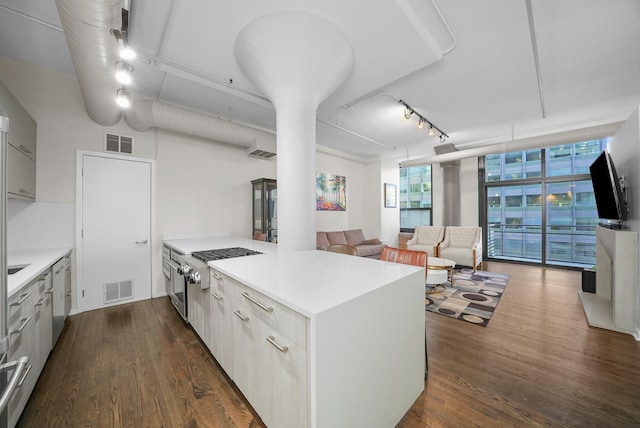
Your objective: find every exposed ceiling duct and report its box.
[55,0,122,126]
[55,0,276,157]
[124,99,276,156]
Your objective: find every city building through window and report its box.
[399,165,432,232]
[481,138,609,268]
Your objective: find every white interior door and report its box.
[79,153,152,312]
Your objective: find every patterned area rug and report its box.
[425,268,510,326]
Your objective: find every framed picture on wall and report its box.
[316,172,347,211]
[384,183,397,208]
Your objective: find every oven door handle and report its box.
[168,260,181,271]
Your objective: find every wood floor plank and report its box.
[17,261,640,427]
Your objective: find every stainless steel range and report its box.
[163,246,262,321]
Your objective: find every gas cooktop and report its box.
[191,247,263,262]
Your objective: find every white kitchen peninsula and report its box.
[206,244,426,428]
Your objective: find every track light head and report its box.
[418,117,425,129]
[115,61,134,84]
[404,107,413,120]
[116,88,131,108]
[428,124,435,136]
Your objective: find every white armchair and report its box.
[406,226,445,257]
[438,226,483,271]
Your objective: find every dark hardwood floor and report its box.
[18,262,640,427]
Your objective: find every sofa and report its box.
[317,229,386,258]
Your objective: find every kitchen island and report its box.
[164,236,426,428]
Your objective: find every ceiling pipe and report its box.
[525,0,547,119]
[400,122,622,167]
[124,99,276,149]
[55,0,277,154]
[55,0,122,126]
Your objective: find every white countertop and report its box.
[209,249,424,318]
[163,236,278,255]
[7,247,72,297]
[163,236,424,318]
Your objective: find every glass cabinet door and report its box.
[251,178,277,242]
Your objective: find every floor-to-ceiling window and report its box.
[482,138,609,268]
[399,165,432,232]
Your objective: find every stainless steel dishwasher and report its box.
[51,258,65,345]
[63,254,71,317]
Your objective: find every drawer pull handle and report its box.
[17,364,32,387]
[18,144,32,154]
[45,288,53,295]
[10,317,31,335]
[212,272,222,280]
[0,356,29,410]
[10,292,31,306]
[18,189,32,195]
[34,297,47,307]
[212,292,223,301]
[266,336,288,353]
[233,310,249,321]
[242,292,273,312]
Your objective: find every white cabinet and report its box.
[219,273,308,428]
[0,79,36,201]
[7,143,36,200]
[208,270,233,375]
[35,273,53,372]
[187,281,210,343]
[580,226,639,338]
[7,283,36,428]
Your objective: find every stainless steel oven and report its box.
[164,246,264,321]
[164,248,188,321]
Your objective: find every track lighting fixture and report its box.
[399,100,449,143]
[111,29,136,60]
[115,61,134,84]
[116,88,131,108]
[112,3,135,107]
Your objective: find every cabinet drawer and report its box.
[224,275,307,349]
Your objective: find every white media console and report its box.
[579,225,639,340]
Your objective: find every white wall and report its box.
[608,106,640,336]
[7,200,73,250]
[378,159,400,246]
[315,150,367,232]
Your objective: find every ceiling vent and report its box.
[246,135,277,160]
[433,142,459,166]
[105,133,134,155]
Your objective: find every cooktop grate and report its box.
[191,247,263,262]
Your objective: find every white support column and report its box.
[235,12,353,251]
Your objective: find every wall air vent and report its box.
[104,279,134,303]
[105,133,134,154]
[246,134,276,160]
[247,149,277,159]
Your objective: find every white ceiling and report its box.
[1,0,639,161]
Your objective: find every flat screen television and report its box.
[589,150,627,224]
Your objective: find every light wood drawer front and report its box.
[224,275,307,349]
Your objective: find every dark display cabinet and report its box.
[251,178,277,242]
